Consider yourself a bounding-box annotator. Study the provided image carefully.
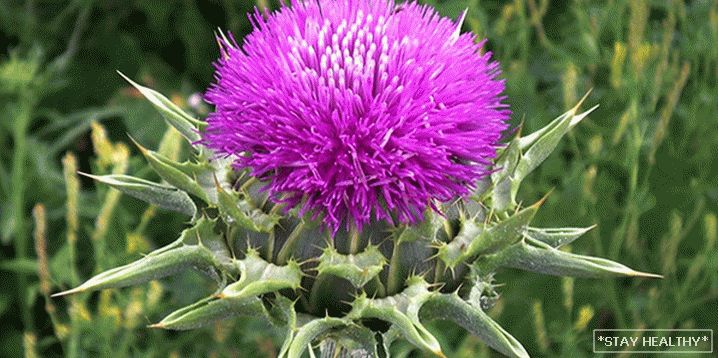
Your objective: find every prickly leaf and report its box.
[83,173,196,216]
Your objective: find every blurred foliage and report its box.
[0,0,716,357]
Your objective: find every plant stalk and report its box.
[11,90,36,333]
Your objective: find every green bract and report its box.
[55,77,660,357]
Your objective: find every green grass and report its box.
[1,0,716,357]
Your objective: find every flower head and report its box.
[204,0,510,231]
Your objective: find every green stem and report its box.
[276,222,305,265]
[62,153,81,286]
[308,273,328,314]
[266,231,275,261]
[348,224,360,254]
[607,281,627,328]
[366,275,386,297]
[265,204,284,262]
[11,91,35,333]
[610,113,643,259]
[609,162,638,258]
[386,239,403,295]
[67,302,81,358]
[433,259,445,285]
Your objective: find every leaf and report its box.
[179,216,234,268]
[54,218,231,296]
[476,201,540,254]
[438,199,540,268]
[517,111,571,151]
[420,294,529,358]
[514,102,598,184]
[82,173,197,216]
[464,270,501,311]
[288,317,350,358]
[53,245,218,296]
[143,248,302,330]
[478,239,663,278]
[386,213,442,294]
[153,295,267,330]
[315,245,387,288]
[436,220,483,269]
[215,180,278,233]
[396,211,444,243]
[526,226,595,248]
[490,137,521,211]
[348,277,445,357]
[133,140,212,203]
[517,92,594,150]
[269,296,297,358]
[0,258,37,275]
[381,327,403,357]
[220,250,303,299]
[320,325,379,357]
[118,71,203,142]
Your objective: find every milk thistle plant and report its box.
[56,1,660,356]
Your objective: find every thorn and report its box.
[533,188,554,208]
[76,171,97,180]
[417,267,432,279]
[424,252,440,263]
[51,287,84,297]
[320,235,333,249]
[441,263,452,277]
[629,271,664,279]
[515,117,525,139]
[127,134,149,155]
[486,207,495,223]
[116,70,139,88]
[346,290,358,301]
[298,257,319,266]
[375,234,393,248]
[570,104,600,128]
[212,173,223,191]
[147,322,165,329]
[305,272,318,280]
[570,88,593,114]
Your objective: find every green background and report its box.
[1,0,716,356]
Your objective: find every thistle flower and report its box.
[203,0,510,231]
[58,2,662,357]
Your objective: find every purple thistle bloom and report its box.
[203,0,510,232]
